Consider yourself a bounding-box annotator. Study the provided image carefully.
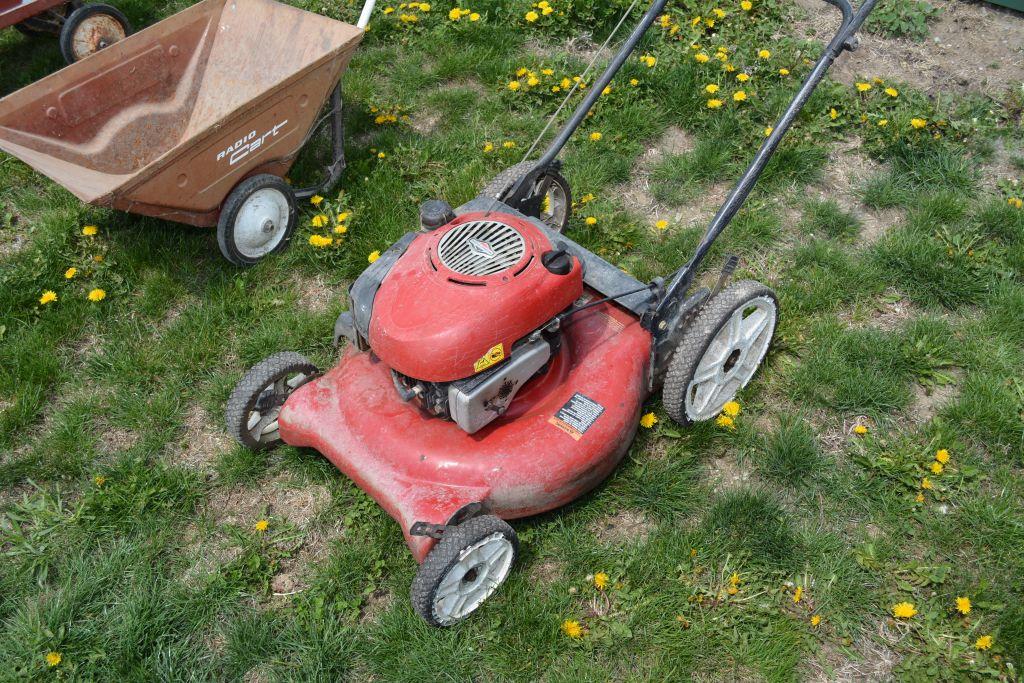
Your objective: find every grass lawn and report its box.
[2,0,1023,679]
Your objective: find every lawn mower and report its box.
[0,0,377,266]
[226,0,878,626]
[1,0,131,63]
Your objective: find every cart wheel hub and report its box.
[684,295,777,421]
[233,188,291,259]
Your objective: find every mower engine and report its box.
[337,205,584,434]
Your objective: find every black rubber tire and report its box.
[59,3,131,63]
[480,161,572,233]
[662,280,778,425]
[411,515,518,627]
[225,352,318,451]
[216,174,297,267]
[15,3,76,37]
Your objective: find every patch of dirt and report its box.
[907,377,959,424]
[291,271,340,314]
[205,474,330,528]
[96,426,139,455]
[790,0,1024,95]
[837,291,918,331]
[359,588,394,624]
[815,624,903,682]
[704,454,756,493]
[527,557,565,586]
[982,138,1023,193]
[176,404,233,474]
[410,109,442,135]
[614,127,697,224]
[592,508,655,545]
[525,34,613,63]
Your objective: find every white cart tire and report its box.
[217,175,297,267]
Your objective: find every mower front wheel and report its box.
[411,515,518,627]
[225,352,319,451]
[662,280,778,425]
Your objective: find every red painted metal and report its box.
[369,211,583,383]
[0,0,362,226]
[279,292,651,562]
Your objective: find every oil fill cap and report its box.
[420,200,456,231]
[542,242,572,275]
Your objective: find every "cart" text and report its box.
[217,120,289,166]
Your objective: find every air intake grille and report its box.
[437,220,526,276]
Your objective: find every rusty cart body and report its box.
[2,0,132,63]
[0,0,367,265]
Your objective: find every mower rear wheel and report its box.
[59,3,130,63]
[411,515,518,627]
[662,280,778,425]
[225,352,319,451]
[480,161,572,233]
[217,175,297,267]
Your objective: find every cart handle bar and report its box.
[357,0,376,29]
[656,0,878,320]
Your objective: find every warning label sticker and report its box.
[473,343,505,373]
[548,393,605,441]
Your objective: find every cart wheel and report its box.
[662,280,778,425]
[59,3,130,63]
[480,161,572,233]
[411,515,518,627]
[217,175,298,267]
[15,2,77,37]
[225,352,318,451]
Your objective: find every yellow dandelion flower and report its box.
[46,652,62,667]
[525,10,538,21]
[64,267,77,279]
[94,475,106,486]
[310,194,324,206]
[741,0,752,10]
[779,68,790,76]
[736,72,750,82]
[561,619,583,639]
[722,401,740,417]
[1009,197,1023,209]
[585,216,598,225]
[915,492,924,503]
[930,461,943,475]
[88,288,106,302]
[729,572,741,586]
[255,519,269,533]
[705,84,720,94]
[885,87,899,97]
[503,140,517,149]
[311,214,329,228]
[309,234,333,247]
[727,585,738,595]
[470,12,479,20]
[724,63,736,72]
[956,596,971,615]
[764,126,773,137]
[581,193,596,203]
[829,108,839,120]
[716,414,735,429]
[640,412,658,428]
[642,54,657,67]
[82,225,98,236]
[935,449,950,464]
[448,7,460,20]
[910,118,927,129]
[853,424,867,435]
[378,152,387,159]
[368,250,381,263]
[707,98,724,109]
[589,131,603,141]
[811,615,822,627]
[334,224,348,234]
[733,90,747,102]
[337,212,351,223]
[655,219,669,230]
[976,635,993,650]
[593,572,609,590]
[508,80,521,91]
[757,49,771,59]
[630,78,640,86]
[856,82,872,92]
[892,602,917,619]
[921,477,933,490]
[483,142,494,153]
[39,290,57,305]
[878,119,888,127]
[714,8,726,18]
[694,53,710,63]
[793,586,803,603]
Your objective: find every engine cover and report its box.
[368,210,583,383]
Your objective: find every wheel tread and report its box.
[224,351,317,450]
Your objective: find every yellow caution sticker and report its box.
[474,343,505,373]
